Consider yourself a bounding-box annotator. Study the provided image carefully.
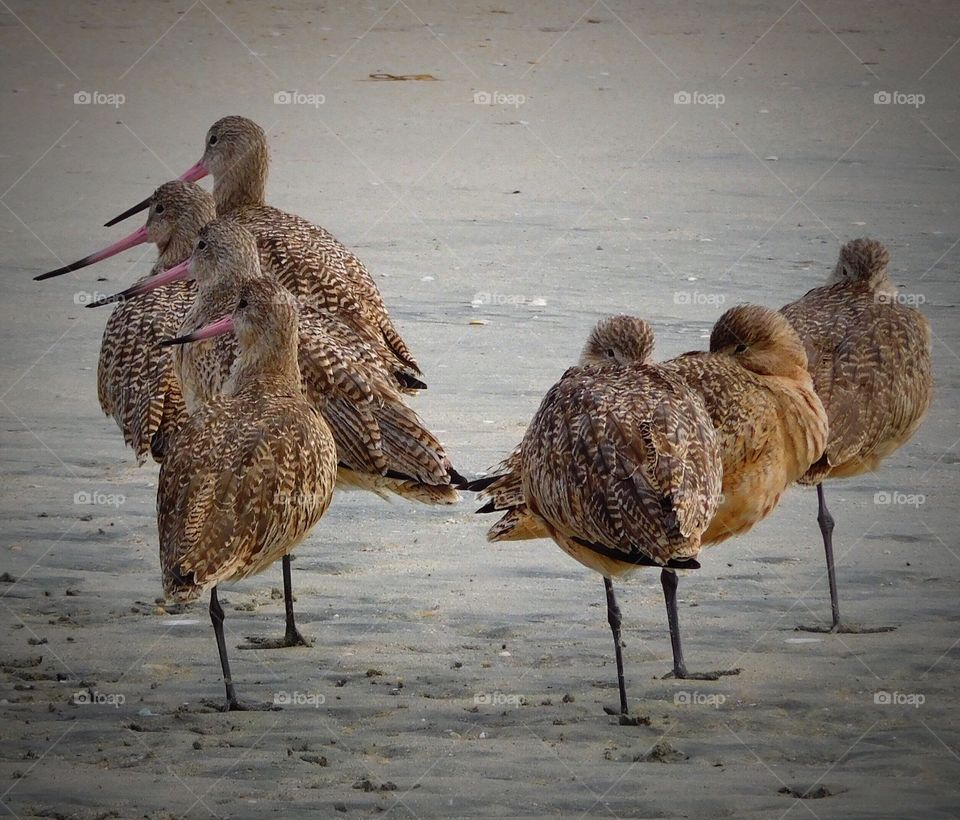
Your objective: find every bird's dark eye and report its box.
[155,203,165,214]
[606,348,615,358]
[208,134,218,146]
[734,343,748,354]
[237,297,249,310]
[197,240,207,251]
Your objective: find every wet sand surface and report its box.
[1,1,959,817]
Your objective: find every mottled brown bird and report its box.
[782,238,933,632]
[466,316,656,542]
[96,218,461,647]
[34,180,215,463]
[102,115,423,391]
[518,317,722,716]
[159,275,337,710]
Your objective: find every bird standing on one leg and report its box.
[782,238,933,633]
[512,317,723,717]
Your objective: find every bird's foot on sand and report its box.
[662,667,742,681]
[796,622,896,634]
[202,698,280,712]
[238,629,314,650]
[602,706,651,726]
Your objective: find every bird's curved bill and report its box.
[34,225,149,281]
[85,259,191,308]
[103,160,209,228]
[160,314,233,347]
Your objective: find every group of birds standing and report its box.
[37,115,933,717]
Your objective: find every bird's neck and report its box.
[215,160,267,215]
[226,333,301,396]
[183,284,237,331]
[154,232,196,272]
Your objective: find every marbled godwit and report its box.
[662,305,829,550]
[518,317,722,717]
[35,182,215,463]
[92,218,461,647]
[466,316,656,543]
[102,115,423,391]
[782,238,933,632]
[159,275,336,710]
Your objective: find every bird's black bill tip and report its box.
[104,195,151,228]
[86,293,123,308]
[34,258,89,281]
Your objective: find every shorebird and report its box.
[159,275,337,710]
[102,115,423,392]
[517,316,722,718]
[661,305,828,550]
[92,218,461,647]
[34,181,215,463]
[782,238,933,633]
[467,316,656,543]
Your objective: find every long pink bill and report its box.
[85,259,190,309]
[103,161,209,228]
[34,225,149,281]
[160,314,234,347]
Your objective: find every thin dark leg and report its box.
[819,484,842,629]
[604,578,629,716]
[796,484,895,634]
[207,588,276,711]
[661,569,687,678]
[238,554,312,649]
[209,587,241,709]
[281,555,311,646]
[660,569,741,680]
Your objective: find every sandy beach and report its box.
[1,1,959,817]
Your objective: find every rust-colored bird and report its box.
[782,238,933,632]
[94,218,461,648]
[159,275,337,710]
[33,180,215,463]
[518,316,721,718]
[101,115,423,391]
[661,305,829,551]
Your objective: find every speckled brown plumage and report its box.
[662,305,829,545]
[170,219,459,504]
[159,277,336,603]
[521,351,721,577]
[96,181,215,463]
[782,238,933,483]
[193,116,422,388]
[780,238,933,632]
[469,316,656,542]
